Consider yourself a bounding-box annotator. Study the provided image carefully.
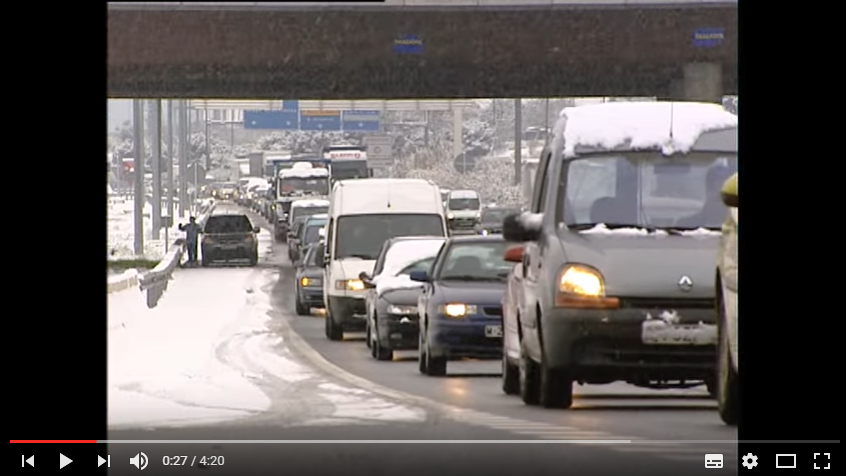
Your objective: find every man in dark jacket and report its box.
[179,216,202,264]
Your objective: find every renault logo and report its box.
[678,275,693,292]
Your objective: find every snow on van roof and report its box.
[556,101,737,158]
[373,238,445,296]
[279,168,329,178]
[290,199,329,208]
[449,190,479,198]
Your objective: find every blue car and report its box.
[411,235,512,376]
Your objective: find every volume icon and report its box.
[129,452,148,470]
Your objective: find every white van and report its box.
[446,189,482,232]
[318,178,448,340]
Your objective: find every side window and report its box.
[531,151,552,213]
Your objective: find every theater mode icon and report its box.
[705,454,724,468]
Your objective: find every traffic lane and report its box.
[107,425,712,476]
[272,261,733,443]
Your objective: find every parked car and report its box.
[412,235,511,376]
[200,213,261,267]
[715,172,738,425]
[502,101,737,408]
[294,244,326,315]
[360,237,446,361]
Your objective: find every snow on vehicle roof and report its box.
[373,238,445,296]
[307,213,329,220]
[556,101,738,158]
[449,190,479,198]
[292,162,313,170]
[279,168,330,178]
[290,199,330,209]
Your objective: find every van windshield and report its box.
[559,153,737,231]
[335,214,445,260]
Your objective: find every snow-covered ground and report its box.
[108,230,424,429]
[108,196,212,260]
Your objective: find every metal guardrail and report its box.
[134,201,217,308]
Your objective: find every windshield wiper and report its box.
[440,275,502,282]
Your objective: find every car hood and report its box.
[558,228,720,298]
[435,281,507,304]
[380,287,421,305]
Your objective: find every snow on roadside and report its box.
[108,199,191,261]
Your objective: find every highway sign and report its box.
[243,110,298,129]
[281,100,299,112]
[692,28,724,48]
[300,110,341,131]
[342,110,381,132]
[394,34,424,54]
[453,153,476,173]
[362,135,394,169]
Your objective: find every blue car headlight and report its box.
[438,303,477,318]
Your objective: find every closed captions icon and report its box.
[705,454,723,468]
[130,452,148,470]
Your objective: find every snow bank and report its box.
[558,102,738,158]
[279,168,329,178]
[291,199,330,208]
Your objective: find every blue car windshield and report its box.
[437,242,511,282]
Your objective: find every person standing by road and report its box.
[179,216,202,265]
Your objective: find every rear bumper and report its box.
[202,244,257,261]
[541,306,716,382]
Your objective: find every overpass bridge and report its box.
[108,0,736,100]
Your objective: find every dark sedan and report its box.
[200,214,261,267]
[412,235,512,376]
[360,236,447,361]
[294,244,325,315]
[476,206,520,235]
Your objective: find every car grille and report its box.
[617,297,713,309]
[483,306,502,316]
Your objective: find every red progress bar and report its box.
[11,440,97,443]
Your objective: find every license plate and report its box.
[641,320,717,345]
[485,325,502,338]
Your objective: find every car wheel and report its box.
[418,332,428,374]
[373,324,393,361]
[424,340,447,376]
[365,321,372,349]
[502,353,520,395]
[249,253,258,266]
[201,257,210,267]
[717,291,739,425]
[539,359,574,409]
[295,297,309,316]
[324,305,343,341]
[519,340,540,405]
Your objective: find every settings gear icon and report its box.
[742,453,758,469]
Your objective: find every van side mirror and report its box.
[254,226,261,233]
[503,213,542,242]
[409,271,429,283]
[503,245,524,263]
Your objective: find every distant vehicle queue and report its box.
[217,101,740,426]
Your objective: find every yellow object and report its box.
[558,265,604,296]
[441,303,477,318]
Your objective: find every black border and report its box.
[12,1,841,473]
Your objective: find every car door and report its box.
[520,150,552,353]
[418,244,445,338]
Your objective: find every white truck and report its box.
[274,164,330,241]
[317,178,448,340]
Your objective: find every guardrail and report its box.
[108,200,217,309]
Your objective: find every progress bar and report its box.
[92,440,839,444]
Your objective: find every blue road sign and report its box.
[243,110,298,130]
[342,110,381,132]
[394,35,423,54]
[692,28,724,48]
[282,100,299,112]
[300,110,341,131]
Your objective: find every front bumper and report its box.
[428,315,503,359]
[541,304,717,382]
[377,313,420,350]
[297,286,325,307]
[328,296,367,329]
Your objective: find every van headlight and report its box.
[557,265,604,296]
[447,213,455,219]
[335,279,365,291]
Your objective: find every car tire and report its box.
[373,325,393,361]
[365,321,372,349]
[249,253,258,267]
[418,332,428,374]
[424,338,447,376]
[325,305,343,341]
[519,340,540,405]
[295,297,309,316]
[717,290,739,426]
[502,354,520,395]
[201,257,210,267]
[539,360,574,409]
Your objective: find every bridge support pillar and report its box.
[667,62,723,103]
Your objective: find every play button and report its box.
[59,453,72,469]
